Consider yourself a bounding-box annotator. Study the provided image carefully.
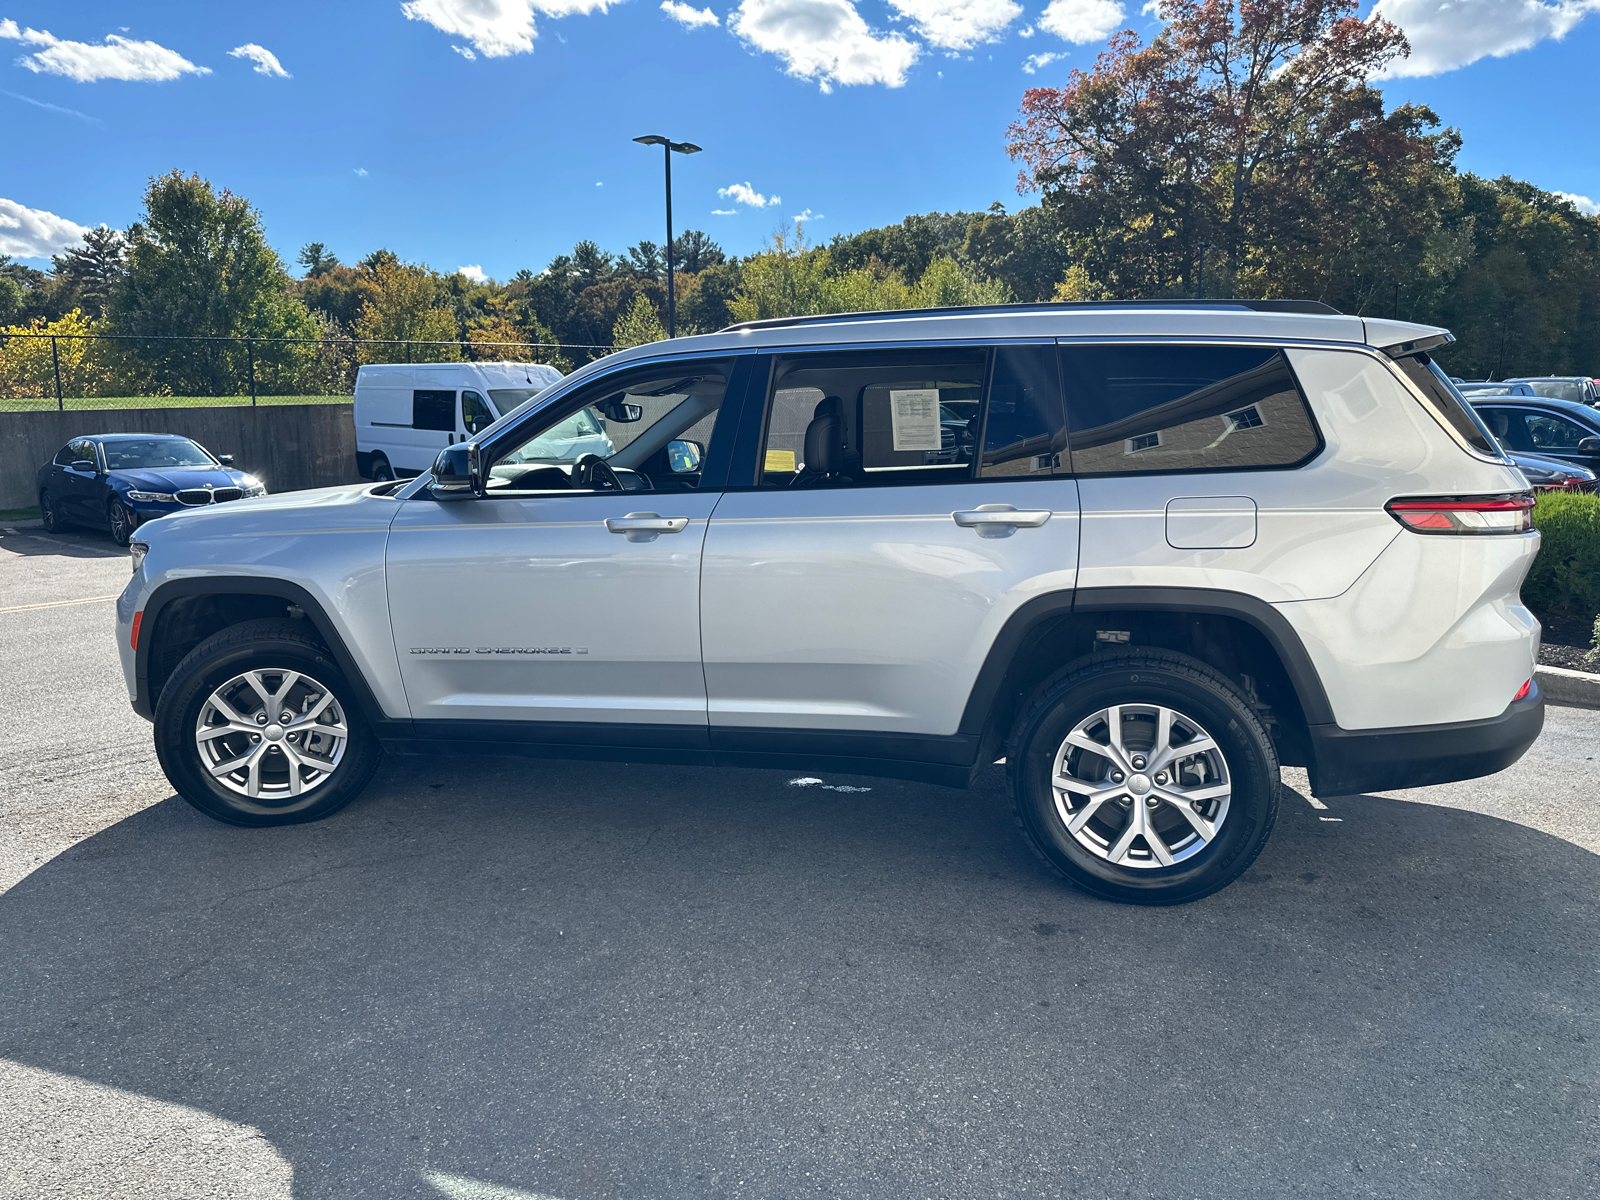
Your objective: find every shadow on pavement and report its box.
[0,525,126,560]
[2,759,1597,1199]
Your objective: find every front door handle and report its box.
[605,512,690,542]
[952,504,1052,538]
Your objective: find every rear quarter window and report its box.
[1061,344,1322,476]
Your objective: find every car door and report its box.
[385,355,746,746]
[700,343,1080,746]
[59,439,103,523]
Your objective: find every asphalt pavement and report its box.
[2,521,1598,1200]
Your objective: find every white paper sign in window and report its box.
[890,388,942,452]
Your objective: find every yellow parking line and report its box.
[0,594,121,615]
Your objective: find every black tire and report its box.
[107,497,134,546]
[39,489,64,533]
[369,454,394,482]
[154,618,382,827]
[1006,649,1279,906]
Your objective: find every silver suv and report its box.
[117,301,1545,904]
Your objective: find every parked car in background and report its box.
[37,434,266,546]
[354,361,565,481]
[1471,397,1600,476]
[1498,447,1596,491]
[1501,376,1600,405]
[1457,381,1536,397]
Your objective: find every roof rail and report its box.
[720,298,1343,333]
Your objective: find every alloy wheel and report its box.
[194,668,349,814]
[1051,704,1232,868]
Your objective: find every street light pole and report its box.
[633,134,702,339]
[1196,241,1214,300]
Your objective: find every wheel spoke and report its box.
[244,671,275,715]
[269,671,302,713]
[1054,773,1107,796]
[278,744,305,796]
[206,692,254,728]
[1143,818,1176,866]
[1156,789,1220,843]
[196,723,251,742]
[1168,782,1231,804]
[1154,735,1217,773]
[1066,788,1122,834]
[1104,706,1124,756]
[1105,814,1141,864]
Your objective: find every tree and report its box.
[351,256,459,362]
[109,170,313,393]
[612,293,666,349]
[1006,0,1428,299]
[626,241,664,280]
[50,226,127,319]
[298,242,340,277]
[672,230,725,274]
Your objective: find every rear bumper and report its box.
[1306,681,1544,797]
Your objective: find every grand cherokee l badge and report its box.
[409,647,589,655]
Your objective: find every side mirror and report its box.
[1579,438,1600,454]
[70,459,96,473]
[598,399,643,423]
[667,439,704,473]
[429,442,482,499]
[217,454,235,466]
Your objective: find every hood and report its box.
[1507,451,1597,480]
[134,481,395,543]
[110,466,248,493]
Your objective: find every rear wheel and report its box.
[369,454,394,482]
[154,618,382,826]
[39,490,64,533]
[107,497,134,546]
[1007,649,1278,905]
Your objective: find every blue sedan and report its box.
[36,433,267,545]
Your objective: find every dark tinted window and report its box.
[412,389,456,432]
[53,443,76,466]
[1525,411,1595,451]
[1391,354,1499,457]
[461,390,493,435]
[1060,345,1321,475]
[980,346,1067,478]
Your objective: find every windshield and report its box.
[1526,381,1585,403]
[500,407,611,465]
[487,387,550,415]
[102,439,216,470]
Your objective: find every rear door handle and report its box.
[605,512,690,542]
[952,504,1052,538]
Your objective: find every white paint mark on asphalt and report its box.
[1319,817,1343,822]
[424,1171,567,1200]
[1304,795,1328,810]
[0,594,121,615]
[788,777,873,793]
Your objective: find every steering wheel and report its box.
[571,453,625,492]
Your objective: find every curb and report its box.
[1536,665,1600,710]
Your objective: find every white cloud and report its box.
[1557,192,1599,216]
[884,0,1021,49]
[1375,0,1600,76]
[228,43,289,77]
[1039,0,1124,42]
[792,207,823,223]
[1023,49,1063,71]
[730,0,919,91]
[453,43,477,58]
[0,20,210,81]
[718,181,781,207]
[1139,0,1159,13]
[712,208,738,215]
[354,167,369,177]
[0,198,90,260]
[663,0,721,25]
[400,0,616,58]
[457,264,488,282]
[1018,21,1035,34]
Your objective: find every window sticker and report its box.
[889,388,942,452]
[765,448,797,473]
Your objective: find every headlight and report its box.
[239,475,267,497]
[126,490,177,503]
[129,541,148,574]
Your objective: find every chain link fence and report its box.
[0,333,614,412]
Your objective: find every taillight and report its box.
[130,611,143,650]
[1513,679,1532,702]
[1386,493,1536,535]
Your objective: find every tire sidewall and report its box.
[370,455,393,482]
[108,498,132,546]
[155,636,377,826]
[40,490,59,533]
[1014,663,1275,903]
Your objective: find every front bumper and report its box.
[1306,681,1545,797]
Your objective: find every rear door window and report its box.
[412,389,456,432]
[1059,344,1321,476]
[1525,411,1595,451]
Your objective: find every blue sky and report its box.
[3,0,1597,282]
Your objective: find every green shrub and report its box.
[1523,491,1600,617]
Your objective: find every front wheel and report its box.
[1007,649,1279,905]
[107,497,134,546]
[154,618,382,826]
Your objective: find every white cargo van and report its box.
[353,361,567,480]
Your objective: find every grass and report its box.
[0,394,350,412]
[0,506,42,522]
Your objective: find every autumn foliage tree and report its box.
[1006,0,1460,304]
